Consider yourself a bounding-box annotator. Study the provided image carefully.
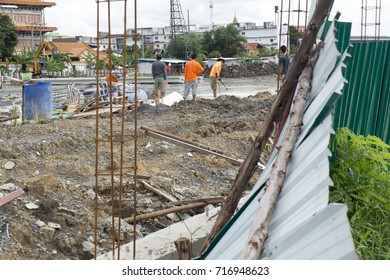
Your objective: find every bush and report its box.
[330,128,390,259]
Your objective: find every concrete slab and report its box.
[97,205,220,260]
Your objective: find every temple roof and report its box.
[0,0,56,7]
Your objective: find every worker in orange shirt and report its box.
[183,53,204,101]
[209,57,225,98]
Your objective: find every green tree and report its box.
[13,49,34,65]
[84,52,96,69]
[166,32,203,59]
[125,44,153,67]
[186,33,203,56]
[0,14,18,61]
[289,26,304,54]
[202,25,246,57]
[44,52,72,72]
[207,50,221,59]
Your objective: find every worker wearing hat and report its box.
[209,57,225,98]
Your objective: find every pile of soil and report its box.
[203,62,278,78]
[0,92,275,260]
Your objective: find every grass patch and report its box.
[330,128,390,259]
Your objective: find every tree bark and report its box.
[200,0,333,255]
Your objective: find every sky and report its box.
[45,0,389,38]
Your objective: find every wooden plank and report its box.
[0,115,19,123]
[139,180,178,202]
[0,189,25,207]
[68,101,144,118]
[124,202,211,223]
[169,196,225,206]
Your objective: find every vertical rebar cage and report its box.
[277,0,309,92]
[361,0,382,41]
[94,0,139,260]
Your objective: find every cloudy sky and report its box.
[45,0,389,37]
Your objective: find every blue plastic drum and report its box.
[24,82,53,120]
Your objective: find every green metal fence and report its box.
[333,40,390,144]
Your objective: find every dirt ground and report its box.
[0,75,276,259]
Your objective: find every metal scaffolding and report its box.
[361,0,382,41]
[94,0,139,260]
[277,0,309,93]
[170,0,192,60]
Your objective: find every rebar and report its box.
[277,0,309,93]
[94,0,138,261]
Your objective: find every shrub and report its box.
[330,128,390,259]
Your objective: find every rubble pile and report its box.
[203,62,278,78]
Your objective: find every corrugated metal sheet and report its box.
[201,16,357,260]
[333,41,390,144]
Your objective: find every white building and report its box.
[56,19,278,56]
[240,23,278,48]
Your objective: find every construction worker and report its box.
[151,53,167,104]
[209,57,225,98]
[278,45,289,81]
[183,54,204,101]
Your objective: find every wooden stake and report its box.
[174,237,191,260]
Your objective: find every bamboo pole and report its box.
[200,0,333,254]
[241,42,324,260]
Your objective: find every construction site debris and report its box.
[0,88,275,259]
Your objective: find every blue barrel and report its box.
[24,82,52,120]
[83,90,95,104]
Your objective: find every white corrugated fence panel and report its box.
[262,204,359,259]
[203,14,357,260]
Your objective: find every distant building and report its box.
[0,0,57,51]
[39,41,107,71]
[243,42,264,56]
[239,22,278,48]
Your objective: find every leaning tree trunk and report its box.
[200,0,334,255]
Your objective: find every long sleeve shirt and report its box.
[152,60,167,80]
